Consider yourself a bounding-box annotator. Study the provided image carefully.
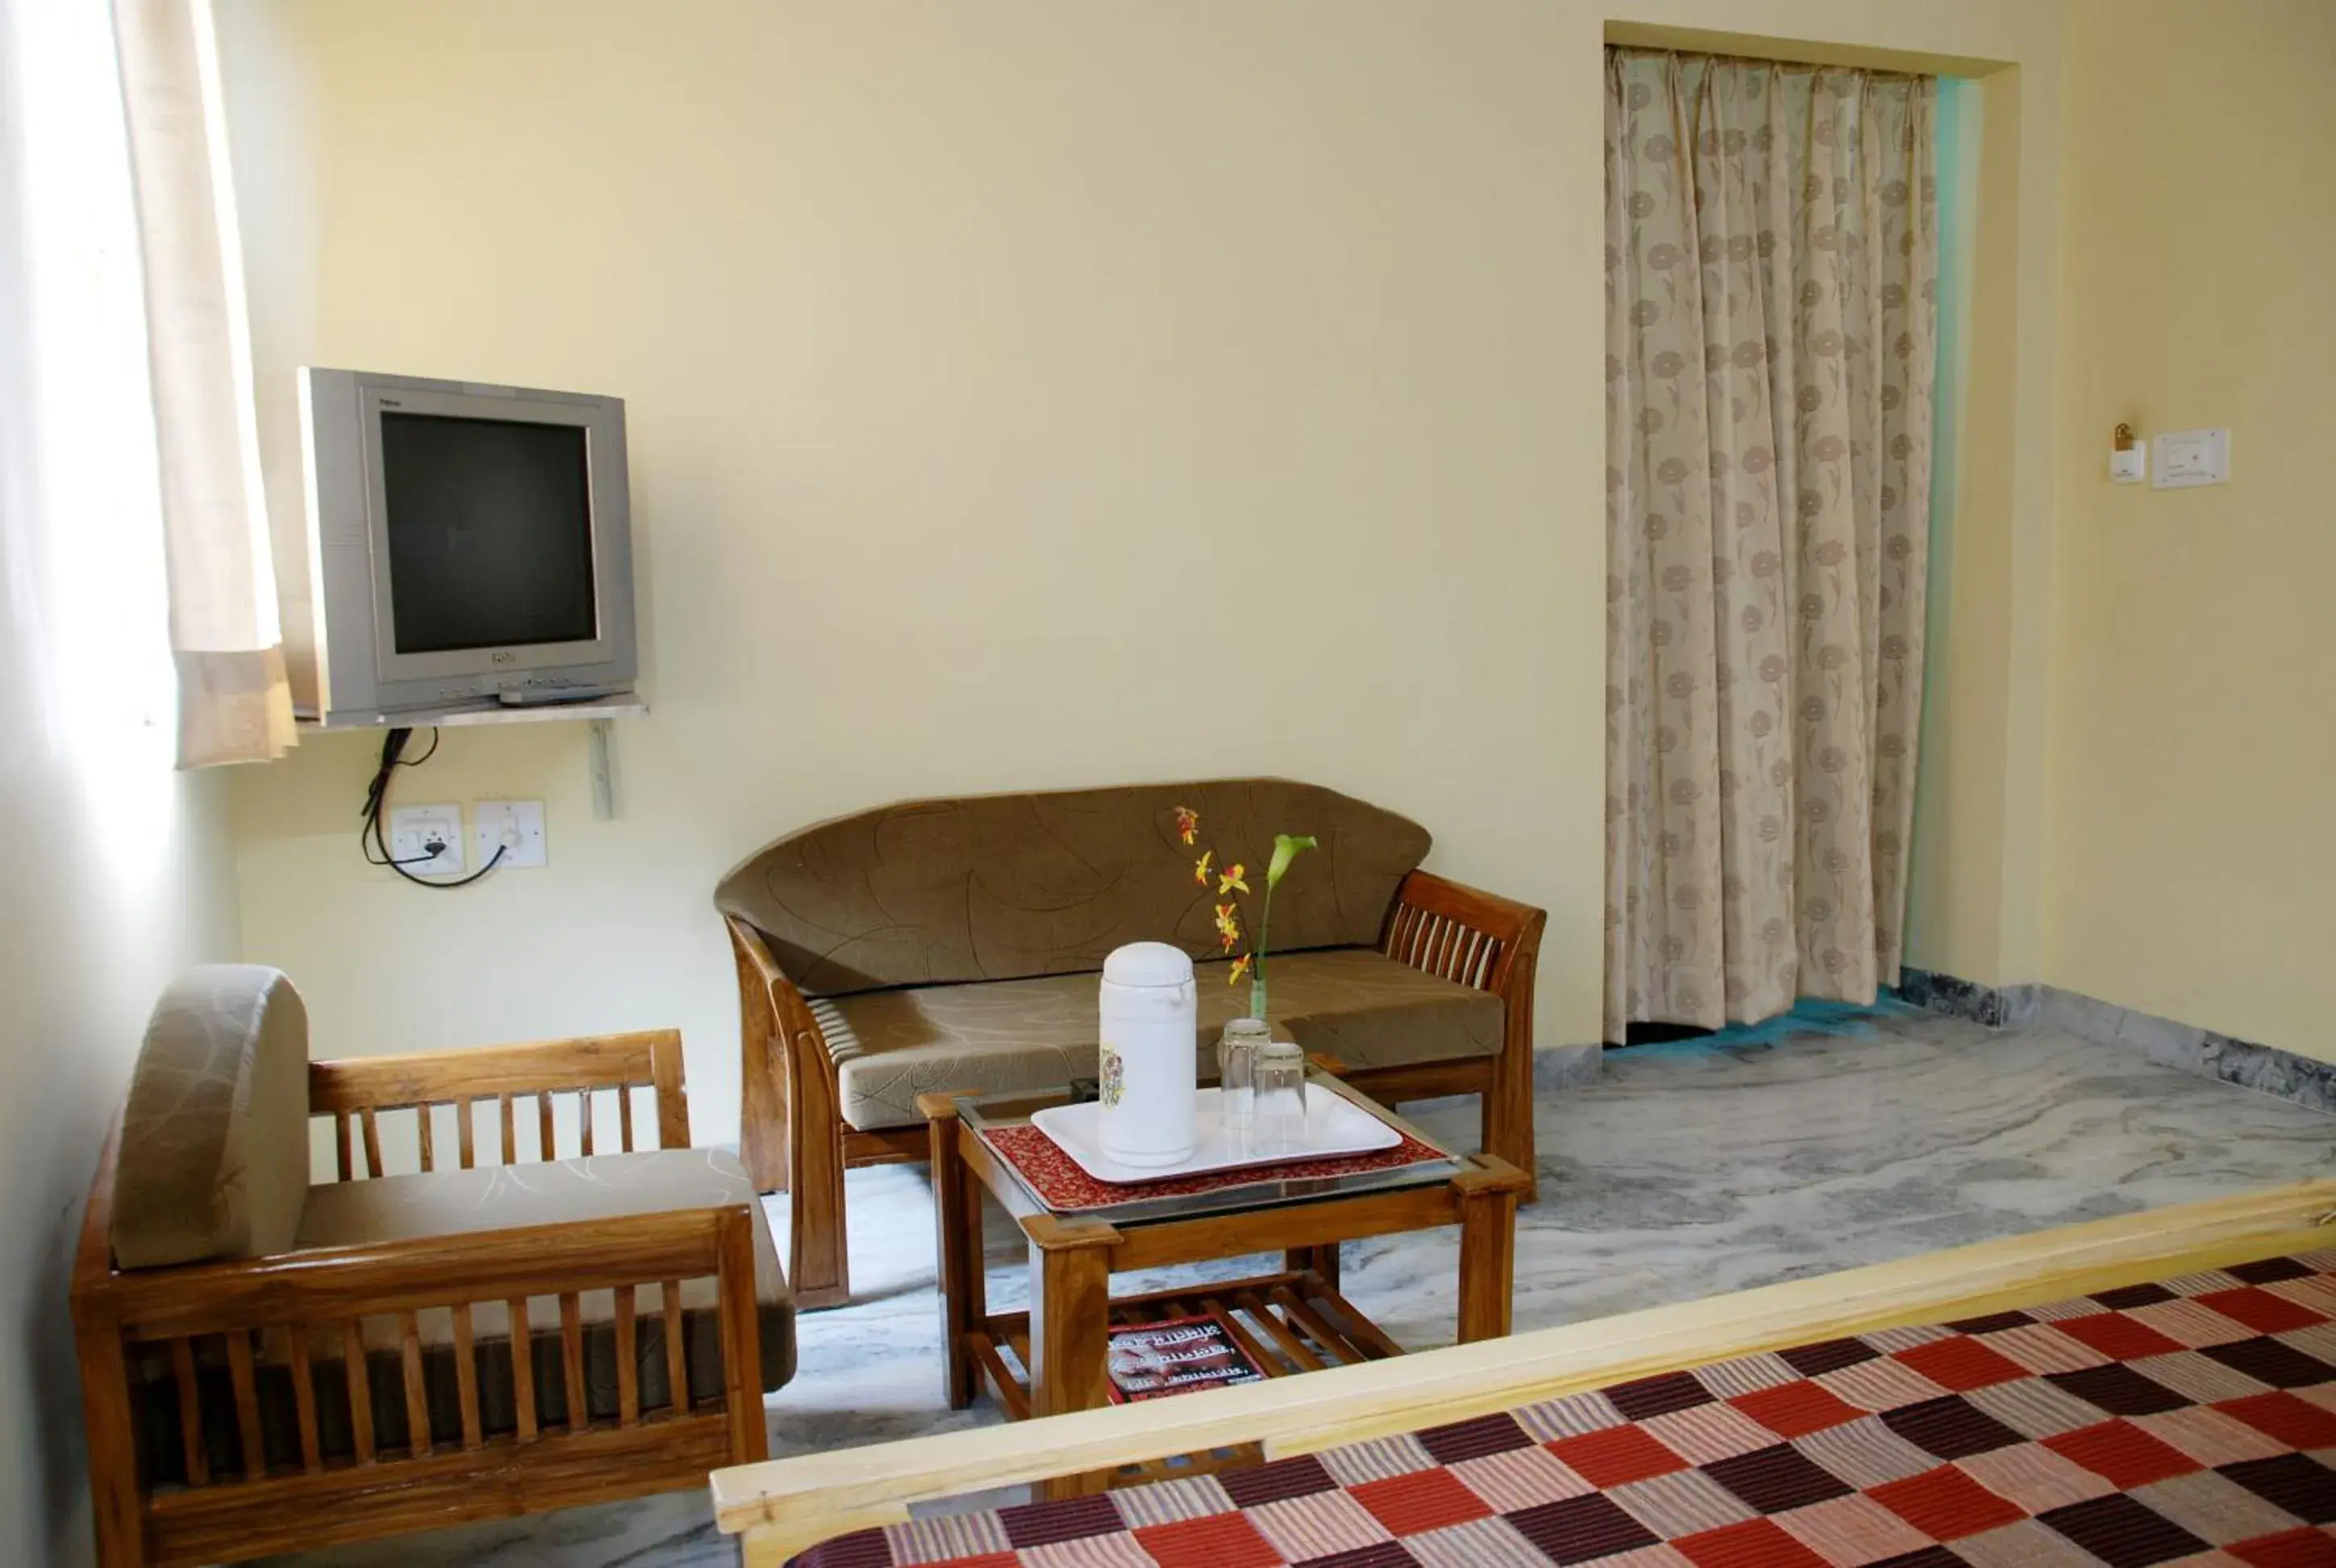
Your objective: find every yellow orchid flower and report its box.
[1217,862,1249,896]
[1228,953,1254,986]
[1173,806,1201,845]
[1213,902,1241,950]
[1193,849,1214,887]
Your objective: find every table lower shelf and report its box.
[964,1267,1404,1488]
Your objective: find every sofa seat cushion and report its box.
[817,947,1504,1132]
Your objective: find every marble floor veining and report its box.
[262,1006,2336,1566]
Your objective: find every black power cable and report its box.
[358,726,508,888]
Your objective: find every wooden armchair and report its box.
[731,864,1545,1311]
[72,968,786,1567]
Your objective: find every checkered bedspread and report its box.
[792,1249,2336,1566]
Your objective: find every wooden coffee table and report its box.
[918,1075,1529,1496]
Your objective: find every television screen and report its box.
[378,411,598,654]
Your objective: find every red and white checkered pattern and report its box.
[796,1250,2336,1567]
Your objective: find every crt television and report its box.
[298,366,637,724]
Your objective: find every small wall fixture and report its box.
[2109,423,2146,485]
[2150,427,2230,489]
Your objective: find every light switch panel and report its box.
[2150,427,2230,489]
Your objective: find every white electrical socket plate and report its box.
[387,804,465,876]
[473,799,548,869]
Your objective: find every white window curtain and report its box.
[111,0,294,767]
[1604,48,1938,1041]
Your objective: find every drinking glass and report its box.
[1217,1017,1270,1134]
[1252,1037,1308,1153]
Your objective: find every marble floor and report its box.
[263,1005,2336,1566]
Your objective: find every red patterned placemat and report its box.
[978,1120,1451,1214]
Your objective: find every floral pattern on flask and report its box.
[1098,1044,1124,1108]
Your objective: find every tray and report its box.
[1028,1087,1401,1185]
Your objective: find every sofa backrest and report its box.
[715,778,1431,996]
[111,965,312,1269]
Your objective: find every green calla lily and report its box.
[1250,834,1318,1019]
[1266,833,1318,890]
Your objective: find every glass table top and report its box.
[953,1071,1466,1228]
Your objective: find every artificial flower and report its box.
[1246,835,1320,1017]
[1270,832,1326,883]
[1193,849,1214,887]
[1217,862,1249,896]
[1266,833,1319,889]
[1173,806,1200,845]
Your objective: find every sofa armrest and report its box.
[1381,870,1546,1001]
[1383,870,1547,1197]
[102,1203,763,1339]
[728,916,849,1191]
[727,919,827,1059]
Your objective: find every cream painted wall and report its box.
[216,0,2066,1143]
[0,2,243,1560]
[2044,0,2336,1057]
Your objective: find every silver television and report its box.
[297,366,637,724]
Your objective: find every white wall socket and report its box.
[387,804,465,876]
[473,799,548,869]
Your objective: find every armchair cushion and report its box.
[111,965,311,1270]
[295,1147,795,1388]
[127,1149,795,1488]
[816,947,1503,1131]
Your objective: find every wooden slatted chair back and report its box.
[307,1028,691,1178]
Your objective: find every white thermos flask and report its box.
[1096,941,1198,1167]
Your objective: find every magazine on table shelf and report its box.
[1104,1312,1269,1403]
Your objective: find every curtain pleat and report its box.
[1604,49,1938,1041]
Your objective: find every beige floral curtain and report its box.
[1604,48,1937,1041]
[115,0,296,767]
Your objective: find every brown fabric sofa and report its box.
[71,966,790,1566]
[717,778,1546,1308]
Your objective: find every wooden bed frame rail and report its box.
[712,1179,2336,1566]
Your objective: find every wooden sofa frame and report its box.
[731,869,1547,1309]
[71,1028,769,1568]
[711,1179,2336,1565]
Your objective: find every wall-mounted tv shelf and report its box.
[296,694,644,819]
[295,694,646,732]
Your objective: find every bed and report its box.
[711,1179,2336,1566]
